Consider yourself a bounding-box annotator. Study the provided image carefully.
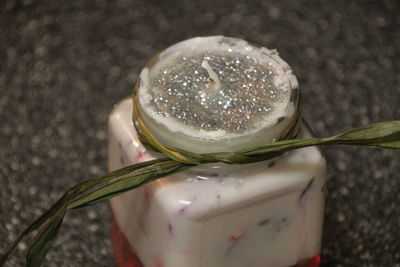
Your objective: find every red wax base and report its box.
[111,214,143,267]
[111,215,320,267]
[293,253,321,267]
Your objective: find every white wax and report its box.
[136,36,299,152]
[108,99,327,267]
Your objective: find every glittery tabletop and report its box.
[0,1,399,266]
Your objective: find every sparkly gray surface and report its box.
[1,1,399,266]
[147,49,289,135]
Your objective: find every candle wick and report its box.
[201,60,221,92]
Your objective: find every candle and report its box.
[136,36,299,153]
[108,36,326,267]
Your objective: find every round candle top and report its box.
[137,36,299,153]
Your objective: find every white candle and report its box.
[136,36,298,153]
[108,36,326,267]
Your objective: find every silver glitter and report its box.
[148,52,289,134]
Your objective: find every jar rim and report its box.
[133,36,301,154]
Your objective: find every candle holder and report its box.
[108,36,326,267]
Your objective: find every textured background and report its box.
[1,0,399,266]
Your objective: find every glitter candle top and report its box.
[137,36,299,152]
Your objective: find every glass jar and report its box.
[108,36,327,267]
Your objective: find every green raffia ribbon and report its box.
[1,82,400,267]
